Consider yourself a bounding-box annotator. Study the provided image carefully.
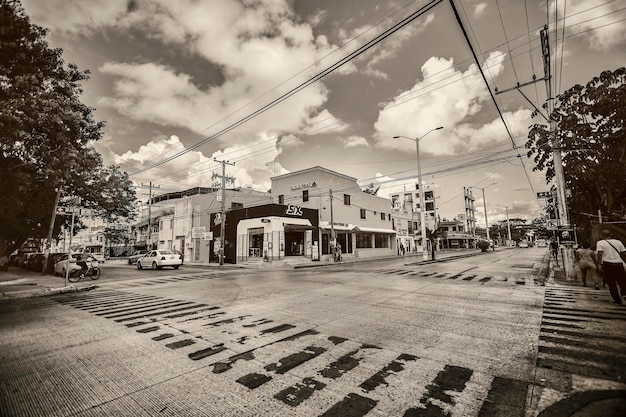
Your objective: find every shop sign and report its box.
[290,181,317,190]
[285,204,303,216]
[192,226,205,239]
[214,213,226,225]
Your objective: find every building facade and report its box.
[271,167,397,261]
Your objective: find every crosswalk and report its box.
[367,267,546,287]
[537,286,626,382]
[53,290,529,416]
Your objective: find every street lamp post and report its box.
[394,127,443,261]
[470,183,496,249]
[498,205,512,246]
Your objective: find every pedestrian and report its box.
[595,230,626,305]
[335,243,342,262]
[574,242,598,288]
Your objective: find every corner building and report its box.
[271,166,396,261]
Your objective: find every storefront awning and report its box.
[353,226,396,234]
[283,219,313,232]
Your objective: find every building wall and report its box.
[272,167,396,260]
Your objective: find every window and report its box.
[344,194,351,205]
[388,214,391,221]
[425,191,434,200]
[231,202,243,209]
[356,233,372,248]
[380,212,385,220]
[375,234,388,248]
[302,190,309,202]
[278,195,284,204]
[360,209,366,219]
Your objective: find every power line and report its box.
[129,0,444,177]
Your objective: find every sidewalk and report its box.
[0,268,97,300]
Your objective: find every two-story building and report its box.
[271,166,397,261]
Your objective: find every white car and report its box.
[54,254,98,276]
[137,250,183,270]
[519,241,529,248]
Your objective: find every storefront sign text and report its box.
[290,181,317,190]
[286,204,303,216]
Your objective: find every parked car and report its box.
[136,250,183,270]
[24,253,45,271]
[54,254,81,276]
[128,250,149,265]
[536,239,547,248]
[54,254,99,276]
[519,240,529,248]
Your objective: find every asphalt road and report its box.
[1,248,625,416]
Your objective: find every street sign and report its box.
[536,191,551,199]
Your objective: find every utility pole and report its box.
[214,158,235,265]
[142,182,160,250]
[42,186,62,275]
[329,189,335,261]
[540,26,569,228]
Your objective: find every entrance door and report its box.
[248,227,264,257]
[285,232,304,256]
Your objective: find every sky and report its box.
[20,0,626,227]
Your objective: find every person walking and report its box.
[574,242,598,288]
[595,230,626,305]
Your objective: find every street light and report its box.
[394,126,443,261]
[498,204,512,246]
[469,183,496,248]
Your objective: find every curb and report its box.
[1,284,98,301]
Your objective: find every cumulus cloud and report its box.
[114,134,280,191]
[373,52,532,155]
[550,0,626,51]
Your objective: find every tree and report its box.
[526,67,626,238]
[0,1,136,269]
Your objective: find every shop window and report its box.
[356,233,372,248]
[360,209,366,219]
[279,195,284,204]
[375,234,388,248]
[302,190,309,202]
[344,194,351,205]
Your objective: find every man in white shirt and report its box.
[595,230,626,305]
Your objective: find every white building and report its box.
[271,166,396,261]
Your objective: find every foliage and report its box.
[526,67,626,231]
[362,183,380,195]
[476,240,490,252]
[0,1,136,266]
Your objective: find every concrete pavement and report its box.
[2,247,625,416]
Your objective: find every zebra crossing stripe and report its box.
[477,376,527,417]
[319,393,377,417]
[403,365,473,416]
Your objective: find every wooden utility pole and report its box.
[329,189,335,261]
[214,158,235,265]
[41,186,62,275]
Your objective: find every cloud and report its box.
[342,135,369,148]
[372,52,532,155]
[473,3,487,17]
[113,134,280,191]
[550,0,626,51]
